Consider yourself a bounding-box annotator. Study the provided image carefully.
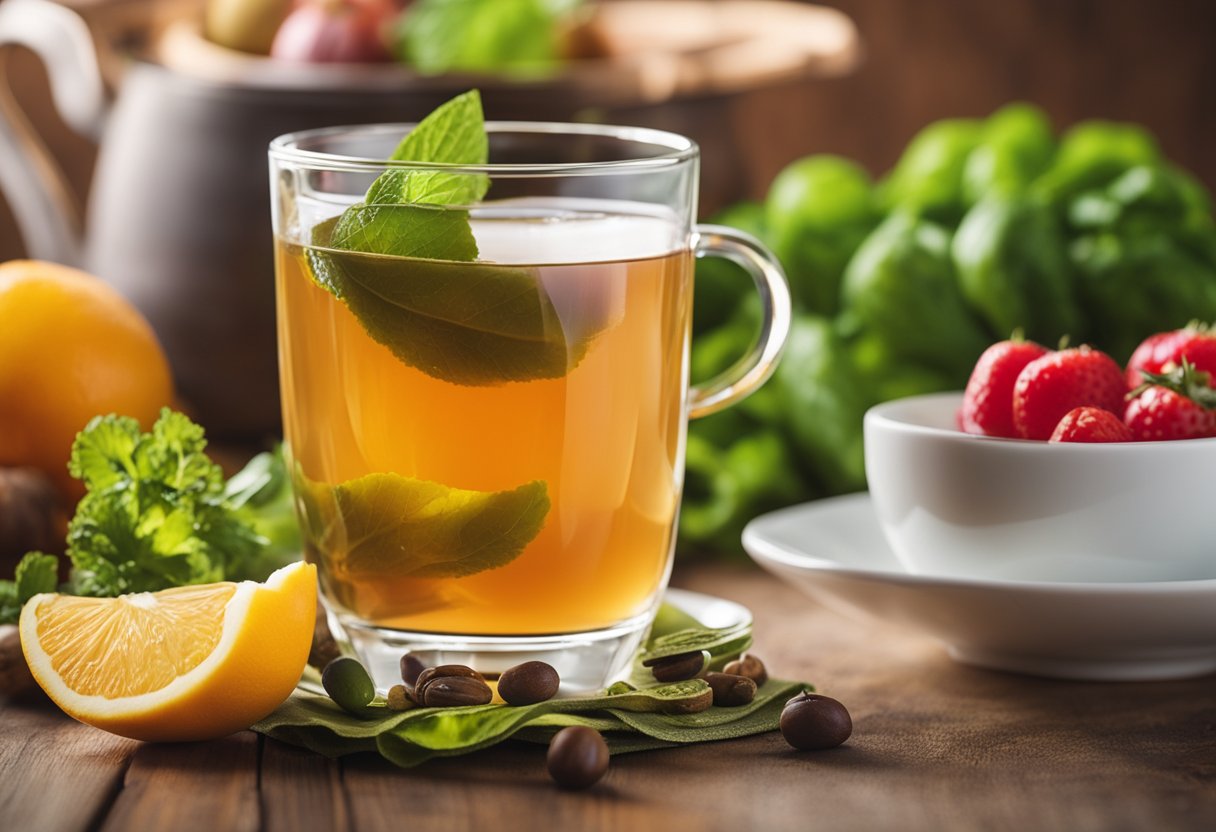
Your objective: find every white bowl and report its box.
[863,392,1216,583]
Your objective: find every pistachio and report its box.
[321,657,375,714]
[386,684,411,711]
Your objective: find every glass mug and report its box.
[269,123,790,692]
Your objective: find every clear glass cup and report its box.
[269,122,790,692]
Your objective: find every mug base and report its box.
[325,606,657,695]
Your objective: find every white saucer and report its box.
[742,493,1216,681]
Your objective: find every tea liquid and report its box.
[276,209,693,635]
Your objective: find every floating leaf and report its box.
[300,471,549,580]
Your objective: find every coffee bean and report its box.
[704,672,757,707]
[321,657,375,714]
[780,692,852,750]
[421,675,493,707]
[413,664,483,703]
[723,653,768,687]
[386,684,410,711]
[400,654,426,687]
[643,650,707,682]
[497,661,560,706]
[546,726,609,790]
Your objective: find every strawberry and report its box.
[958,337,1049,437]
[1125,323,1216,388]
[1125,361,1216,441]
[1012,346,1127,440]
[1048,407,1133,443]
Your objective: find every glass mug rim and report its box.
[269,121,700,177]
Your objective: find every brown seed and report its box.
[664,686,714,714]
[722,653,768,687]
[780,692,852,750]
[704,672,757,707]
[400,654,426,686]
[644,650,707,683]
[546,726,609,790]
[386,684,411,711]
[413,664,483,703]
[497,661,560,705]
[421,675,494,707]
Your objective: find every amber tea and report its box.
[277,210,693,636]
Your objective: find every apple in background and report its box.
[205,0,294,54]
[269,0,398,63]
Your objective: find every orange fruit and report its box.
[0,260,174,498]
[20,562,316,742]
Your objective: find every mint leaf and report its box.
[309,219,585,385]
[300,472,549,580]
[330,90,489,257]
[15,552,58,601]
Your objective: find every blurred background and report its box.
[3,0,1213,263]
[2,0,1215,559]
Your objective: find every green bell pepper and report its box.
[1033,119,1160,206]
[879,118,983,224]
[962,103,1055,203]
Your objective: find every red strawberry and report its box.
[1126,323,1216,388]
[1049,407,1133,443]
[959,338,1049,437]
[1125,362,1216,441]
[1012,346,1127,440]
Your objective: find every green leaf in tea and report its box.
[301,472,549,580]
[308,218,588,386]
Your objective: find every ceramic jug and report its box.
[0,0,858,439]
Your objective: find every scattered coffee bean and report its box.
[386,684,411,711]
[723,653,768,687]
[497,661,560,705]
[546,726,610,790]
[421,675,494,707]
[643,649,708,682]
[400,654,426,687]
[780,692,852,750]
[704,672,757,707]
[412,664,483,703]
[321,657,375,714]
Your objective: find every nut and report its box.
[704,672,757,707]
[546,726,609,789]
[643,650,707,683]
[421,675,493,707]
[412,664,484,703]
[780,692,852,750]
[386,684,411,711]
[722,653,768,687]
[497,661,560,706]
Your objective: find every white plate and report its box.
[743,493,1216,681]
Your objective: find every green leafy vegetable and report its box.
[396,0,570,77]
[64,410,264,597]
[300,472,549,580]
[223,447,302,582]
[0,552,59,623]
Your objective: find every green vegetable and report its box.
[765,155,877,314]
[771,315,870,494]
[952,194,1083,343]
[223,447,301,582]
[299,472,549,580]
[396,0,569,76]
[962,103,1055,203]
[879,118,983,223]
[694,202,768,335]
[841,212,990,377]
[0,552,58,623]
[1033,119,1160,205]
[63,410,264,597]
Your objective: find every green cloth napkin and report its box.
[252,603,811,768]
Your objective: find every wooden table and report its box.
[2,564,1214,832]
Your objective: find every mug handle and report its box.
[688,224,792,419]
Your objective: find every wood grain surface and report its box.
[2,564,1214,832]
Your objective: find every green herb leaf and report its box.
[224,447,303,582]
[301,472,549,580]
[64,411,265,597]
[396,0,566,77]
[641,625,754,663]
[15,552,58,602]
[308,218,588,386]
